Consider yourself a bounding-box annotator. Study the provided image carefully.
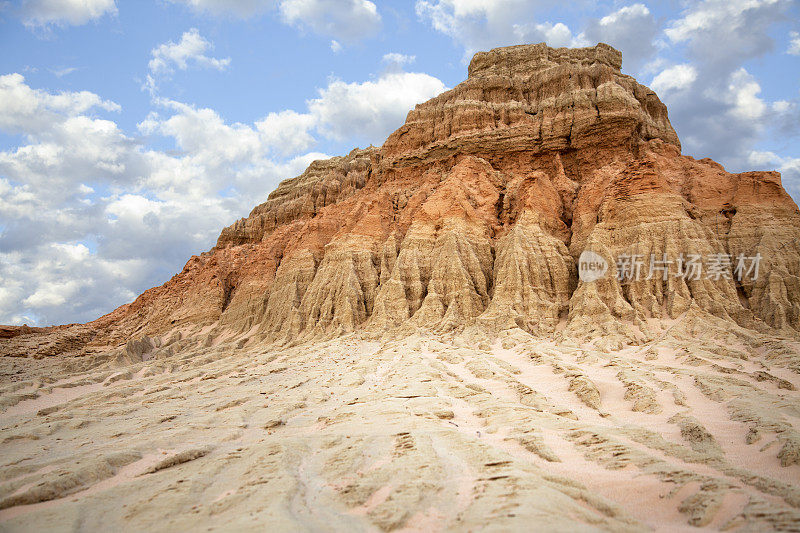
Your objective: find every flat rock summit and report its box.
[2,44,800,531]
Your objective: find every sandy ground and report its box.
[1,327,800,531]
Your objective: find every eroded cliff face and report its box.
[5,44,800,533]
[5,42,799,358]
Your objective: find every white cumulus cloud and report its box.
[148,29,231,75]
[146,29,230,93]
[512,21,574,48]
[0,63,449,325]
[21,0,116,28]
[415,0,575,60]
[169,0,381,43]
[727,68,768,121]
[650,64,697,95]
[789,31,800,55]
[0,73,120,135]
[308,71,447,145]
[650,0,797,173]
[580,4,659,72]
[0,75,324,325]
[382,53,416,68]
[665,0,792,74]
[279,0,381,42]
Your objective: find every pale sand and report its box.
[1,330,799,531]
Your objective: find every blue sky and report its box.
[1,0,799,326]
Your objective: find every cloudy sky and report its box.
[1,0,799,326]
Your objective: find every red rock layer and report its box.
[5,43,799,355]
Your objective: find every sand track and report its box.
[1,327,799,531]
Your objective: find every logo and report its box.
[578,250,608,282]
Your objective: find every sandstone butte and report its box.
[2,43,800,532]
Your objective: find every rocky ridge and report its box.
[9,42,792,357]
[2,43,800,532]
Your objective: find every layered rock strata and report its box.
[3,42,800,533]
[2,42,800,356]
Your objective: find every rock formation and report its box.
[2,43,800,531]
[8,41,791,355]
